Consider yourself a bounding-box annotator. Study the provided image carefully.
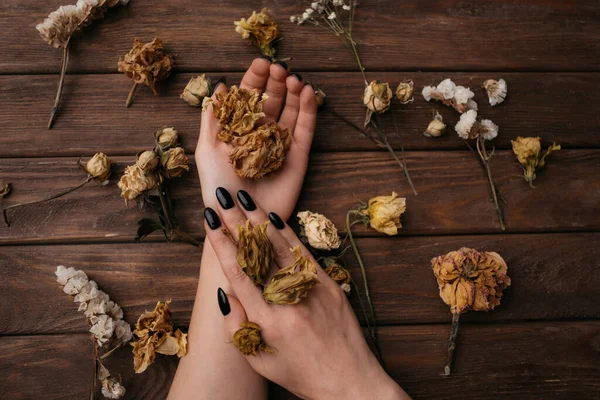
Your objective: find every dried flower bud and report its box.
[234,8,279,57]
[362,192,407,236]
[511,136,560,187]
[0,180,11,198]
[363,81,393,114]
[297,210,341,250]
[315,88,326,108]
[237,220,273,286]
[160,147,189,179]
[483,78,507,106]
[263,246,319,305]
[180,75,211,106]
[117,165,158,204]
[324,261,352,294]
[424,112,446,138]
[84,152,112,183]
[422,79,477,113]
[118,38,174,95]
[233,321,276,356]
[396,80,414,104]
[154,127,179,150]
[137,151,159,172]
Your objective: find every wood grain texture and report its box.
[2,233,598,335]
[1,72,599,157]
[2,0,600,74]
[0,150,597,244]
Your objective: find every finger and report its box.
[278,74,305,134]
[199,80,227,148]
[215,187,251,243]
[218,288,249,338]
[239,57,271,92]
[261,62,289,123]
[291,84,318,154]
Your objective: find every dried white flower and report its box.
[422,79,477,113]
[101,377,126,399]
[437,78,456,99]
[340,283,351,294]
[483,79,507,106]
[328,12,337,19]
[454,86,474,105]
[90,314,115,345]
[455,111,499,141]
[479,119,499,141]
[455,110,478,139]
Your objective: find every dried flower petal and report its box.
[422,79,477,113]
[263,246,319,305]
[0,180,10,198]
[363,80,392,114]
[424,111,446,138]
[180,75,211,106]
[297,210,341,250]
[82,152,111,184]
[237,220,273,286]
[362,192,406,236]
[233,321,276,356]
[137,151,159,172]
[395,80,414,104]
[483,79,507,106]
[160,147,189,179]
[455,110,478,139]
[315,88,326,108]
[117,165,158,204]
[234,8,279,57]
[154,127,179,150]
[36,5,86,48]
[118,38,174,95]
[324,261,352,294]
[511,136,560,187]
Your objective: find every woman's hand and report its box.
[196,58,317,220]
[203,192,410,400]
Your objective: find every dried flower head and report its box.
[237,220,274,286]
[97,362,126,399]
[154,127,179,150]
[323,259,352,294]
[0,180,10,198]
[180,74,212,106]
[233,321,276,356]
[455,110,498,141]
[160,147,189,179]
[315,88,326,108]
[362,192,407,236]
[396,80,414,104]
[137,151,159,172]
[424,111,446,138]
[131,300,187,373]
[511,136,560,187]
[36,5,87,48]
[118,38,174,95]
[422,79,477,113]
[263,246,319,305]
[483,79,507,106]
[363,80,393,114]
[81,152,112,184]
[234,8,279,58]
[297,210,341,250]
[117,165,158,204]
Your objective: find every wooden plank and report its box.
[0,150,597,244]
[2,321,599,399]
[2,0,600,74]
[1,72,599,158]
[2,233,598,335]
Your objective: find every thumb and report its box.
[217,287,248,339]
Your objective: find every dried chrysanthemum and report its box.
[424,111,446,138]
[361,192,407,236]
[454,110,498,141]
[263,246,319,305]
[131,300,188,373]
[98,362,126,399]
[431,247,511,375]
[160,147,189,179]
[234,8,279,58]
[237,220,274,286]
[136,150,160,172]
[81,152,112,184]
[395,80,414,104]
[118,38,174,107]
[422,79,477,113]
[117,165,158,204]
[483,78,507,106]
[363,80,392,114]
[323,258,352,294]
[233,321,276,356]
[315,88,326,108]
[0,180,10,198]
[511,136,560,187]
[154,127,179,150]
[180,75,212,106]
[297,210,341,250]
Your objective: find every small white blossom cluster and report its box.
[422,78,478,113]
[290,0,352,25]
[55,265,132,346]
[454,110,499,141]
[483,78,508,106]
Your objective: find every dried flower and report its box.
[315,88,326,108]
[361,192,406,236]
[511,136,560,187]
[483,79,507,106]
[263,246,319,305]
[396,80,414,104]
[0,180,10,198]
[154,127,179,150]
[324,259,352,294]
[131,300,187,373]
[455,110,498,141]
[424,111,446,138]
[363,81,392,114]
[297,210,341,250]
[234,8,279,58]
[117,165,158,204]
[180,75,212,106]
[237,220,274,286]
[422,79,477,113]
[160,147,189,179]
[233,322,276,356]
[137,151,159,172]
[98,362,126,399]
[82,152,112,184]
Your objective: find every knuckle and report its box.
[227,264,249,285]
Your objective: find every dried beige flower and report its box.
[233,321,276,356]
[136,151,159,172]
[424,111,446,138]
[160,147,189,179]
[483,79,507,106]
[396,80,414,104]
[422,79,477,113]
[237,220,274,286]
[323,259,352,294]
[362,192,407,236]
[511,136,560,187]
[455,110,498,141]
[82,152,112,184]
[297,210,341,250]
[154,127,179,150]
[180,75,212,106]
[263,246,319,305]
[363,80,392,114]
[234,8,279,58]
[0,180,10,198]
[98,362,126,399]
[315,88,326,108]
[117,165,158,204]
[36,5,87,48]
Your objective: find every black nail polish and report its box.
[216,187,234,210]
[274,60,288,70]
[213,78,225,92]
[204,207,221,230]
[237,190,256,211]
[217,288,231,316]
[269,212,285,230]
[290,72,303,81]
[258,55,273,62]
[304,80,313,88]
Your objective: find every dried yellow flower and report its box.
[511,136,560,187]
[137,151,159,172]
[0,180,10,198]
[362,192,406,236]
[83,152,112,183]
[154,127,179,150]
[180,75,211,106]
[237,220,274,286]
[363,80,392,114]
[297,210,341,250]
[396,80,414,104]
[118,38,174,96]
[160,147,189,179]
[324,259,352,295]
[315,88,326,108]
[424,111,446,138]
[234,8,279,58]
[117,165,158,204]
[263,246,319,305]
[233,321,276,356]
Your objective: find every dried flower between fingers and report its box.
[297,210,341,250]
[424,111,446,138]
[422,79,477,113]
[237,220,274,286]
[263,246,319,304]
[234,8,279,58]
[160,147,190,179]
[233,322,276,356]
[81,152,112,184]
[98,362,126,399]
[180,75,212,107]
[0,180,10,198]
[361,192,407,236]
[483,78,507,106]
[117,165,158,204]
[315,88,327,108]
[454,110,498,141]
[131,300,187,373]
[396,80,414,104]
[511,136,560,187]
[323,258,352,294]
[154,127,179,150]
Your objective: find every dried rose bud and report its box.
[424,111,446,138]
[483,78,507,106]
[137,150,159,172]
[234,8,279,58]
[233,321,276,356]
[117,165,158,204]
[324,260,352,295]
[154,127,179,150]
[84,152,112,183]
[315,88,326,108]
[118,38,174,96]
[511,136,560,187]
[237,220,273,286]
[362,192,406,236]
[297,210,341,250]
[160,147,189,179]
[363,80,392,114]
[180,74,212,106]
[396,80,414,104]
[263,246,319,305]
[0,180,11,198]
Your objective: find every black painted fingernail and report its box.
[269,212,285,230]
[216,187,234,210]
[290,72,303,81]
[237,190,256,211]
[304,80,313,88]
[217,288,231,316]
[274,60,288,70]
[204,207,221,230]
[259,55,273,62]
[213,78,225,92]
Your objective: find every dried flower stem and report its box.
[351,279,385,368]
[475,136,506,231]
[48,42,70,129]
[91,341,98,400]
[443,313,460,376]
[125,83,138,108]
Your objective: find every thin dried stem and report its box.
[125,83,138,108]
[155,178,174,231]
[476,137,506,231]
[351,280,385,369]
[443,313,460,376]
[48,42,70,129]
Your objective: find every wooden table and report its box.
[1,1,599,398]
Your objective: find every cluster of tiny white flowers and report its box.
[290,0,352,25]
[454,110,499,141]
[422,78,477,112]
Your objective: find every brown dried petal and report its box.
[160,147,189,179]
[297,210,341,250]
[233,321,276,356]
[324,264,352,285]
[180,74,211,106]
[117,165,157,204]
[118,38,174,94]
[263,246,319,305]
[237,220,273,286]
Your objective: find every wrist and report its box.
[341,367,407,400]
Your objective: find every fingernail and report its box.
[213,78,225,91]
[216,187,234,210]
[258,55,273,62]
[237,190,256,211]
[269,212,285,230]
[217,288,231,316]
[290,72,303,81]
[304,80,313,88]
[204,207,221,230]
[274,60,288,70]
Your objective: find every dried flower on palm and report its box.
[0,180,10,198]
[422,79,477,113]
[237,220,274,286]
[424,111,446,138]
[511,136,560,187]
[180,75,212,106]
[137,150,160,172]
[396,80,414,104]
[131,300,188,373]
[431,248,511,375]
[360,192,407,236]
[234,8,279,58]
[160,147,189,179]
[154,127,179,151]
[263,246,319,305]
[455,110,498,141]
[323,258,352,294]
[363,80,392,125]
[483,78,507,106]
[297,210,341,250]
[117,165,158,204]
[118,38,174,107]
[233,321,276,356]
[97,362,126,399]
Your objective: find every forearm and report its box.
[168,240,267,399]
